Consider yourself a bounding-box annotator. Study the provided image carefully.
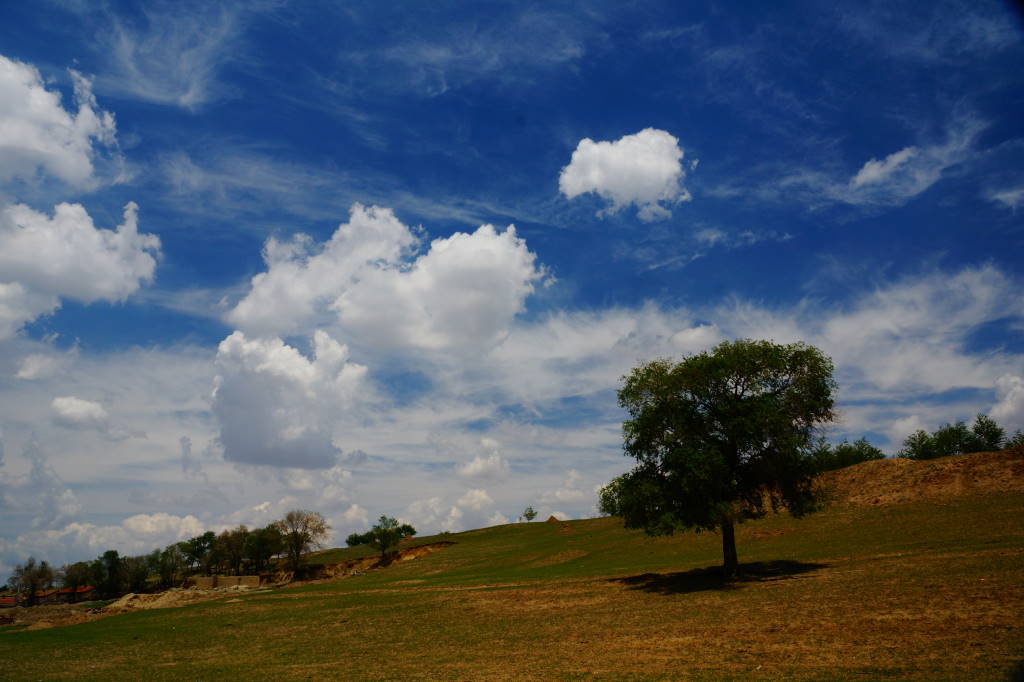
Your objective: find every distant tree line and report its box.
[5,509,329,605]
[897,414,1023,460]
[808,414,1022,471]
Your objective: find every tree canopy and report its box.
[275,510,331,572]
[898,414,1009,460]
[347,516,416,560]
[600,339,836,576]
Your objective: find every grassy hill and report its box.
[2,451,1022,680]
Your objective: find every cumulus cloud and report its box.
[456,441,510,482]
[456,488,493,511]
[0,512,204,571]
[539,470,587,505]
[403,496,465,532]
[487,511,510,526]
[339,503,368,526]
[559,128,692,221]
[212,330,367,469]
[335,224,545,353]
[0,55,119,189]
[227,204,416,336]
[991,375,1024,430]
[228,203,546,353]
[52,396,109,429]
[0,201,160,338]
[51,394,142,441]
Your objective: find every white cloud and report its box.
[340,503,368,525]
[0,201,160,339]
[850,147,918,188]
[52,396,109,428]
[16,353,61,380]
[456,446,510,482]
[227,204,417,337]
[0,513,204,571]
[989,186,1024,212]
[539,469,587,505]
[456,488,493,511]
[559,128,692,221]
[211,330,367,469]
[228,203,546,354]
[886,415,930,447]
[97,5,247,109]
[51,394,142,441]
[336,7,595,97]
[0,55,119,189]
[991,375,1024,431]
[487,511,509,526]
[759,116,983,210]
[335,224,545,353]
[0,440,82,531]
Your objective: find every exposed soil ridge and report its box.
[820,447,1023,507]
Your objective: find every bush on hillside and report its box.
[811,437,885,472]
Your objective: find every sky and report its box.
[0,0,1022,574]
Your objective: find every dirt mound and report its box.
[821,448,1024,506]
[545,515,560,523]
[2,604,102,631]
[107,585,258,612]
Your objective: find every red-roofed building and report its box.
[57,585,96,603]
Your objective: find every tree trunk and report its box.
[721,518,739,577]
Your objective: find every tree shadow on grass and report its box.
[610,560,828,595]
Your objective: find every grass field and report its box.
[2,490,1022,680]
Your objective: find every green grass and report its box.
[3,492,1023,680]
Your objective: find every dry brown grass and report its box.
[822,447,1024,506]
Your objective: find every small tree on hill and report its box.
[351,516,416,561]
[275,510,330,573]
[522,506,537,522]
[969,414,1004,452]
[600,339,836,577]
[898,430,937,460]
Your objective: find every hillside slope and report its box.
[821,447,1024,506]
[1,451,1021,680]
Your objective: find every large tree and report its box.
[275,510,331,572]
[600,339,836,577]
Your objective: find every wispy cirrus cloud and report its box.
[83,2,278,110]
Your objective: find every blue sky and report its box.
[1,0,1022,572]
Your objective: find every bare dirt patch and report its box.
[2,604,104,631]
[528,549,588,568]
